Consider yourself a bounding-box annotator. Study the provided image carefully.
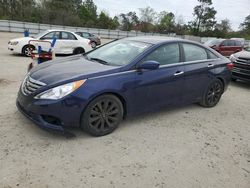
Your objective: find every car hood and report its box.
[10,37,33,43]
[29,55,119,85]
[234,50,250,59]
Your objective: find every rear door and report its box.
[220,40,235,56]
[234,40,243,52]
[181,42,219,103]
[58,32,78,54]
[133,42,185,113]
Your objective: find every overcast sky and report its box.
[94,0,250,31]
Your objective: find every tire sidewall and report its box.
[202,79,223,107]
[73,47,85,55]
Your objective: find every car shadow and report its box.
[230,80,250,89]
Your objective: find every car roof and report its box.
[46,29,74,33]
[123,36,193,45]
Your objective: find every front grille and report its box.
[21,76,46,95]
[236,57,250,64]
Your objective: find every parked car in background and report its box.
[205,39,243,57]
[231,38,245,46]
[8,30,92,56]
[230,46,250,82]
[75,32,101,48]
[17,37,233,136]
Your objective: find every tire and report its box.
[81,94,123,136]
[73,47,85,55]
[22,45,35,57]
[91,42,97,48]
[200,79,224,108]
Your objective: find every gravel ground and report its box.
[0,32,250,188]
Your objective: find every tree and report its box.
[240,15,250,35]
[213,19,231,38]
[189,0,217,36]
[42,0,81,26]
[139,6,156,32]
[119,11,139,31]
[78,0,97,27]
[157,11,175,33]
[96,11,118,29]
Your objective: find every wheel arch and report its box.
[73,47,85,54]
[216,76,225,92]
[22,44,35,54]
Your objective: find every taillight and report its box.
[227,63,234,70]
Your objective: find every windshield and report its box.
[33,30,48,39]
[86,40,151,66]
[205,39,223,46]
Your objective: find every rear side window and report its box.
[235,40,242,46]
[61,32,77,40]
[182,43,208,62]
[228,40,235,46]
[222,40,235,46]
[143,43,180,65]
[82,32,91,38]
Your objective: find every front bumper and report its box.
[232,62,250,82]
[16,100,65,133]
[16,89,87,135]
[8,44,21,54]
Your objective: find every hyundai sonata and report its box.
[17,37,233,136]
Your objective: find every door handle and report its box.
[174,71,184,76]
[208,64,214,67]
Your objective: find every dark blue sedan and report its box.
[17,37,233,136]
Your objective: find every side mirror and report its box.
[137,60,160,70]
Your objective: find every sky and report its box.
[94,0,250,31]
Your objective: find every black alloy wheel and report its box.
[200,79,223,107]
[81,95,123,136]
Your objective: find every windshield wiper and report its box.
[90,58,109,65]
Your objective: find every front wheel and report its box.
[200,79,224,107]
[22,45,35,57]
[81,94,123,136]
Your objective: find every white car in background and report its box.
[8,29,92,56]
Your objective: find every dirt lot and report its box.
[0,32,250,188]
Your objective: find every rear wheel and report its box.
[73,47,85,55]
[22,45,35,57]
[91,42,97,48]
[81,94,123,136]
[200,79,224,107]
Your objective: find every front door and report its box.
[133,43,185,113]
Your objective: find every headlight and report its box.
[35,80,86,100]
[229,54,237,62]
[10,41,19,45]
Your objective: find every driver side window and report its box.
[143,43,180,66]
